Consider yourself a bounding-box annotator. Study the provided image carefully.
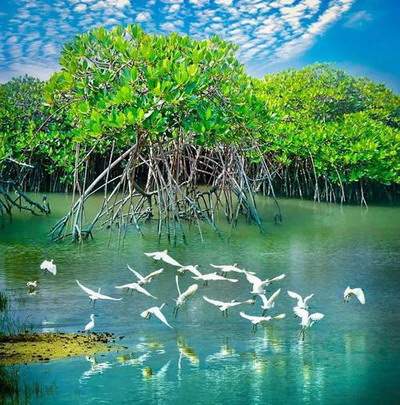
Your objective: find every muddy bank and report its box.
[0,332,123,366]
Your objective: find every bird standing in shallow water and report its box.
[344,287,365,304]
[26,280,38,291]
[40,259,57,275]
[84,314,96,332]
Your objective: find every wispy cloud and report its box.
[0,0,355,81]
[344,10,372,28]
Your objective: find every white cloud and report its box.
[136,11,151,22]
[344,10,372,28]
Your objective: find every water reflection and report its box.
[80,356,111,383]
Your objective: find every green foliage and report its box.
[0,76,45,163]
[44,25,264,152]
[0,30,399,192]
[256,64,400,184]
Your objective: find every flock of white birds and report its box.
[30,251,366,340]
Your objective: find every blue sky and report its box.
[0,0,399,91]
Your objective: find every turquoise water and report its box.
[1,195,400,404]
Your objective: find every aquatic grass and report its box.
[0,291,8,312]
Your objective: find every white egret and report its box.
[140,303,173,328]
[203,296,254,317]
[287,290,314,310]
[344,286,366,304]
[84,314,96,332]
[294,307,324,340]
[245,273,286,295]
[127,265,164,286]
[240,311,286,332]
[40,259,57,275]
[192,272,238,287]
[76,280,122,307]
[210,263,252,276]
[174,275,198,318]
[258,288,281,315]
[144,250,182,267]
[177,265,202,277]
[26,280,38,289]
[115,282,157,299]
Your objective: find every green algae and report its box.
[0,332,121,366]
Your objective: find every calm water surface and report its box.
[0,194,399,404]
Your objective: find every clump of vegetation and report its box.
[0,292,8,312]
[0,25,399,240]
[0,332,120,366]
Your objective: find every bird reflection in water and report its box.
[177,336,199,372]
[206,338,238,363]
[80,356,111,383]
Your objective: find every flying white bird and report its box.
[344,287,365,304]
[174,275,198,318]
[84,314,96,332]
[192,272,238,286]
[26,280,38,289]
[144,250,182,267]
[203,296,254,317]
[287,290,314,311]
[115,282,157,299]
[141,303,173,329]
[40,259,57,275]
[294,307,324,340]
[258,288,281,315]
[177,265,202,277]
[209,263,252,276]
[76,280,122,307]
[245,273,286,295]
[127,265,164,286]
[240,311,286,332]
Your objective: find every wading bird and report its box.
[287,290,314,310]
[144,250,182,268]
[258,288,281,315]
[192,272,238,287]
[209,263,252,276]
[344,286,365,304]
[115,282,157,299]
[84,314,96,332]
[127,265,164,286]
[294,307,324,340]
[203,296,255,317]
[140,303,172,328]
[40,259,57,275]
[26,280,38,290]
[240,311,286,332]
[174,275,198,318]
[246,273,286,295]
[76,280,122,307]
